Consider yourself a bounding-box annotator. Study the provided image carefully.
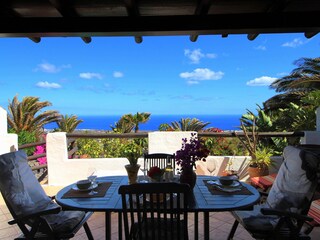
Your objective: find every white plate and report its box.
[215,185,242,193]
[217,179,240,188]
[72,182,98,192]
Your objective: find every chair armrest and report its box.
[258,189,269,197]
[261,208,313,222]
[8,204,61,225]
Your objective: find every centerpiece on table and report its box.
[175,133,210,189]
[147,166,165,182]
[121,140,143,184]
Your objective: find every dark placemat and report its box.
[203,180,253,196]
[62,182,112,198]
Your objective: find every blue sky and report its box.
[0,33,319,116]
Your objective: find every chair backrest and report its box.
[143,153,176,172]
[118,182,190,239]
[266,145,320,216]
[0,150,58,219]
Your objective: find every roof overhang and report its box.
[1,0,320,43]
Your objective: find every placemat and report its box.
[62,182,112,198]
[203,180,253,196]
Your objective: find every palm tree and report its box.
[7,95,60,137]
[265,57,320,111]
[111,112,151,133]
[160,118,210,131]
[55,114,83,133]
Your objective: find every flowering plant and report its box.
[175,133,210,171]
[147,166,165,181]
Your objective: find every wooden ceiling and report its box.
[1,0,320,43]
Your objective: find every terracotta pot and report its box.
[179,168,197,189]
[248,164,269,178]
[125,164,140,184]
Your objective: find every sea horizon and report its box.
[45,114,243,131]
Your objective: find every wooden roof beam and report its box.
[49,0,92,44]
[0,1,42,43]
[29,37,41,43]
[124,0,143,43]
[190,0,212,42]
[1,13,320,37]
[247,33,259,41]
[246,0,293,41]
[304,32,319,39]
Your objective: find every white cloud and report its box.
[34,62,71,73]
[184,49,217,64]
[246,76,277,86]
[79,72,103,79]
[254,45,266,51]
[206,53,217,59]
[36,81,61,89]
[282,38,304,48]
[180,68,224,84]
[113,71,124,78]
[36,63,60,73]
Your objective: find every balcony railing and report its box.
[19,131,304,182]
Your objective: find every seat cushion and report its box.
[42,210,86,234]
[232,204,279,233]
[0,151,54,216]
[250,173,277,191]
[267,145,320,215]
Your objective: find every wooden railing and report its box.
[18,131,305,182]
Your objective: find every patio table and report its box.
[56,175,260,240]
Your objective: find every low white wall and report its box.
[196,155,283,181]
[148,131,196,154]
[0,107,18,155]
[46,132,130,186]
[46,131,286,185]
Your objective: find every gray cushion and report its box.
[267,145,320,215]
[232,145,320,234]
[0,150,55,217]
[0,150,88,235]
[43,210,86,234]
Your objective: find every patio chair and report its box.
[143,153,175,172]
[118,182,190,240]
[227,144,320,240]
[0,150,94,240]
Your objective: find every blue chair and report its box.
[227,145,320,240]
[0,150,94,239]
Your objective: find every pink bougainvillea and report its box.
[34,145,47,164]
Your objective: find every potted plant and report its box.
[236,118,274,178]
[175,133,210,189]
[121,140,143,184]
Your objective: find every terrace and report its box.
[1,1,320,239]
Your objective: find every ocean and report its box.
[45,114,242,131]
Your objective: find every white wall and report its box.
[0,107,18,155]
[148,131,196,154]
[46,132,130,186]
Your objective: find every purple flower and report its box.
[175,133,209,172]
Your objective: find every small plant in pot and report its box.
[121,140,143,184]
[236,117,274,178]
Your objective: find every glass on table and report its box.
[87,167,98,195]
[138,159,148,183]
[206,158,217,185]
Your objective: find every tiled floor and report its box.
[1,185,319,240]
